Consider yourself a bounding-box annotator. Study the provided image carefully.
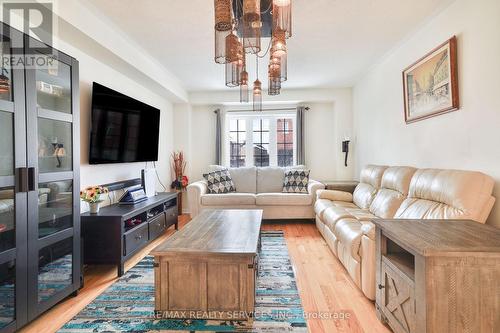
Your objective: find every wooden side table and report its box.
[373,219,500,333]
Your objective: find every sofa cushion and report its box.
[314,199,334,219]
[352,165,388,209]
[323,206,354,230]
[317,190,353,202]
[332,201,358,208]
[369,166,416,218]
[208,165,257,193]
[395,168,495,222]
[334,219,363,262]
[256,193,312,206]
[257,167,285,193]
[201,193,256,205]
[345,208,378,221]
[283,170,310,193]
[203,169,236,194]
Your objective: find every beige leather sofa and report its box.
[315,165,495,300]
[188,166,325,219]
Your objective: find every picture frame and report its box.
[403,36,459,124]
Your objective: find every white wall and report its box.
[352,0,500,227]
[43,2,181,212]
[51,40,175,212]
[173,104,219,184]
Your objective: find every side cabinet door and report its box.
[0,23,28,333]
[24,36,80,320]
[380,262,415,333]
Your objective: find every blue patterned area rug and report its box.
[59,231,307,332]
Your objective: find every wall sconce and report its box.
[342,139,350,167]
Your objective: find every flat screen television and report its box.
[89,82,160,164]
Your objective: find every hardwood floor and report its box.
[261,222,390,333]
[20,215,390,333]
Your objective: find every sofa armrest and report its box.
[316,189,353,203]
[308,180,325,203]
[323,181,359,193]
[187,181,208,218]
[360,221,376,240]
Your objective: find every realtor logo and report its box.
[2,0,53,51]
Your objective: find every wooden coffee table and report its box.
[151,209,263,320]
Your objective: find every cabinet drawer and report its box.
[165,206,177,228]
[149,213,166,240]
[380,259,415,333]
[123,223,148,256]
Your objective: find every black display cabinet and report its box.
[0,22,80,332]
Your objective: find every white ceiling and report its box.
[85,0,452,92]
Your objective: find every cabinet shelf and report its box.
[383,253,415,280]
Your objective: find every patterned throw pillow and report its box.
[282,170,310,193]
[203,169,236,194]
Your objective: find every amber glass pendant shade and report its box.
[268,55,281,95]
[271,52,287,82]
[225,32,240,63]
[240,70,249,102]
[271,29,287,57]
[253,79,262,111]
[273,0,292,38]
[225,34,244,87]
[214,0,232,64]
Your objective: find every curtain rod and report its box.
[220,107,309,113]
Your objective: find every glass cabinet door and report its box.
[25,36,80,319]
[0,24,28,332]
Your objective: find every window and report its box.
[225,112,296,168]
[229,119,246,167]
[277,118,294,167]
[253,119,270,167]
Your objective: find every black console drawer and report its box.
[123,223,148,256]
[149,213,166,240]
[165,206,178,228]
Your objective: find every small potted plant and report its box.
[80,186,109,214]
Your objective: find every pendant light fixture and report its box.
[225,31,244,87]
[214,0,232,64]
[253,57,262,111]
[268,53,281,95]
[272,0,292,38]
[240,69,249,102]
[253,79,262,111]
[242,0,261,54]
[270,52,287,82]
[213,0,293,102]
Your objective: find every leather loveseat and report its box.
[315,165,495,300]
[188,166,325,219]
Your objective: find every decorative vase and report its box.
[89,202,100,214]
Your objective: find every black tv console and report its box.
[81,192,178,276]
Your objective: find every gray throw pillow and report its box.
[203,169,236,194]
[282,170,310,193]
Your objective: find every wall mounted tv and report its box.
[89,82,160,164]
